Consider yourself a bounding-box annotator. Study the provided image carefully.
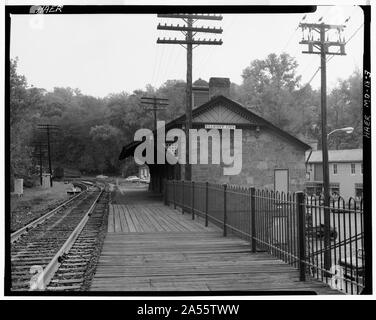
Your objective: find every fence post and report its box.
[205,181,209,227]
[296,191,306,281]
[173,180,176,209]
[250,187,256,253]
[223,184,227,237]
[164,179,168,205]
[191,181,195,220]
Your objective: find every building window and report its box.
[361,163,363,174]
[351,163,356,174]
[330,184,340,197]
[333,164,338,174]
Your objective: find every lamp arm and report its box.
[327,129,339,137]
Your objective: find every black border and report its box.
[4,4,371,297]
[360,4,372,295]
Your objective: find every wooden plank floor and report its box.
[107,203,217,233]
[91,188,339,294]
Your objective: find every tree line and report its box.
[10,53,362,185]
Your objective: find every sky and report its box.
[10,5,365,98]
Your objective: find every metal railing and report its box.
[304,195,364,294]
[164,179,364,295]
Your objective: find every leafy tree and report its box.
[327,69,362,149]
[10,58,42,185]
[239,53,302,129]
[89,124,123,173]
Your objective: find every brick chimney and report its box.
[192,78,209,108]
[209,77,230,99]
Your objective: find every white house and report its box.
[305,149,363,200]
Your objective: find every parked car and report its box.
[338,249,365,282]
[125,176,140,183]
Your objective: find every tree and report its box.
[89,124,123,173]
[156,80,186,120]
[239,53,302,129]
[327,70,362,149]
[10,58,41,185]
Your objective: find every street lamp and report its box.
[322,126,354,273]
[327,126,354,138]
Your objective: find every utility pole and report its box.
[37,124,59,187]
[299,21,346,276]
[141,96,169,131]
[157,14,223,181]
[39,144,43,185]
[31,142,47,186]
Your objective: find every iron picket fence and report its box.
[164,179,365,294]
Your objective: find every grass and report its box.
[10,181,74,232]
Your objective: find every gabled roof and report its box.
[165,95,310,148]
[307,149,363,163]
[119,95,310,160]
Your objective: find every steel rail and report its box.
[30,187,104,291]
[11,182,89,243]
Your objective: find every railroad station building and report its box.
[119,77,310,193]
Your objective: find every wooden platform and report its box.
[91,189,339,294]
[107,203,218,233]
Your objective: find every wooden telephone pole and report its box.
[31,142,47,186]
[157,14,223,180]
[299,21,346,274]
[141,96,169,131]
[37,124,59,187]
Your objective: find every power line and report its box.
[279,14,307,54]
[157,14,223,181]
[197,15,234,78]
[301,22,364,88]
[298,21,347,272]
[140,96,169,131]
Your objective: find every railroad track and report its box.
[11,182,109,291]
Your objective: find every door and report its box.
[274,169,289,193]
[314,163,323,181]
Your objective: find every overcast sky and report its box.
[10,5,364,97]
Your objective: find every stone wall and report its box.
[190,127,306,192]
